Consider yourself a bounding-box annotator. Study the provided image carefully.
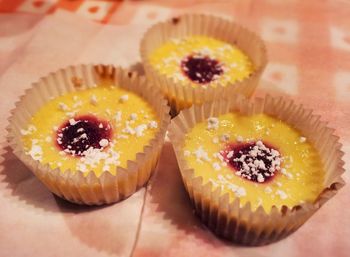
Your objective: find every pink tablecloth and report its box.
[0,1,349,257]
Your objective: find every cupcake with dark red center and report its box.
[8,64,170,205]
[169,95,344,245]
[181,112,326,211]
[141,14,267,114]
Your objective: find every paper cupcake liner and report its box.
[140,13,268,115]
[168,95,345,246]
[7,64,170,205]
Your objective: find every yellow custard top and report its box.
[149,35,254,87]
[183,113,325,212]
[21,85,159,177]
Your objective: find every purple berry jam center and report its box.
[181,54,223,84]
[222,141,282,183]
[56,115,112,156]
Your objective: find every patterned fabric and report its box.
[0,1,349,256]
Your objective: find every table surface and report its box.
[0,1,349,257]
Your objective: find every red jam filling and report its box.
[221,141,282,183]
[181,53,223,84]
[56,115,112,156]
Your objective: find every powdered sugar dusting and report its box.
[20,125,37,136]
[119,94,129,103]
[207,117,219,130]
[225,140,284,183]
[76,143,120,173]
[28,141,43,161]
[194,146,211,162]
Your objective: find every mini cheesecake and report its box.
[8,65,170,205]
[149,35,254,87]
[141,14,267,114]
[21,86,159,177]
[169,96,344,245]
[183,113,324,211]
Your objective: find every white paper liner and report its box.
[168,94,345,245]
[140,13,268,115]
[7,64,170,205]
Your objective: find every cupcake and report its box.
[7,64,170,205]
[141,14,267,114]
[168,95,345,245]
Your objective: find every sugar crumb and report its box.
[90,95,97,105]
[148,120,158,129]
[20,125,37,136]
[184,150,191,157]
[220,134,230,142]
[135,124,147,137]
[194,146,211,162]
[58,102,69,111]
[276,190,288,200]
[99,139,109,147]
[207,117,219,130]
[212,137,219,144]
[264,186,272,194]
[236,135,244,142]
[119,94,129,103]
[212,162,221,171]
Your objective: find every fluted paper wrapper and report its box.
[140,14,267,115]
[7,64,170,205]
[168,95,345,246]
